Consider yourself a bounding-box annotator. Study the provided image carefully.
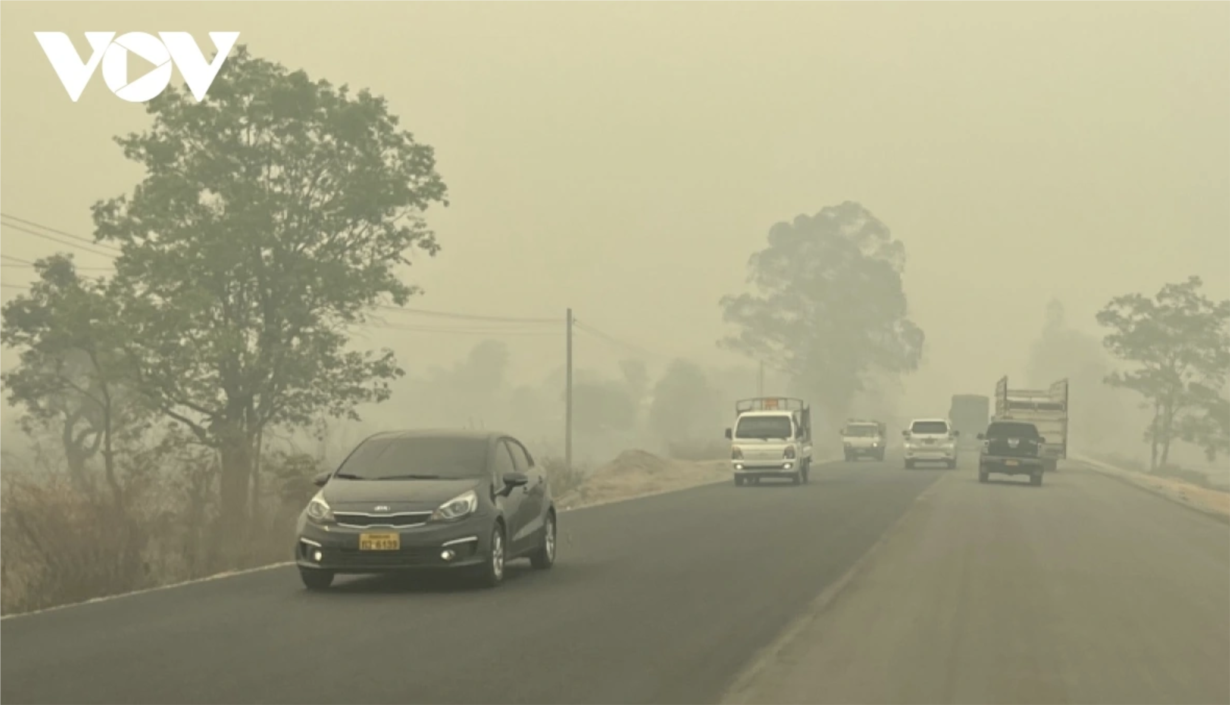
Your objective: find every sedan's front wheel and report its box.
[475,523,507,588]
[530,512,556,570]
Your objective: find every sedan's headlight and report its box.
[305,491,334,524]
[431,490,478,522]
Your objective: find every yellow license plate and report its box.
[359,532,400,551]
[1005,460,1019,466]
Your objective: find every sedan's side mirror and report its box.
[901,430,909,438]
[1038,436,1047,444]
[724,428,732,439]
[312,471,332,487]
[500,472,529,495]
[952,430,960,437]
[976,433,985,440]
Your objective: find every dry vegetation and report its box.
[0,447,325,616]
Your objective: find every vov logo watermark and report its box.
[35,31,240,103]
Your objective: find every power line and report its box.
[1,283,29,291]
[573,320,666,360]
[373,321,558,336]
[1,222,119,259]
[0,255,34,266]
[375,303,557,325]
[1,262,112,271]
[0,213,123,255]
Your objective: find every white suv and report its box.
[902,418,959,469]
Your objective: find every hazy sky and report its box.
[2,1,1227,418]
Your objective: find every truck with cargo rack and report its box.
[993,376,1068,472]
[725,397,813,486]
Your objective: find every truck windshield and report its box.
[736,416,793,440]
[844,426,879,437]
[910,421,949,434]
[986,422,1039,439]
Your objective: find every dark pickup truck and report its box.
[977,421,1046,486]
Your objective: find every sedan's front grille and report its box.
[334,512,432,528]
[329,543,478,567]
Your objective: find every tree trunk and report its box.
[216,422,254,561]
[249,424,263,533]
[1149,400,1161,471]
[99,385,123,511]
[61,410,95,493]
[1159,396,1176,469]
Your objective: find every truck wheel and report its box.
[1031,472,1043,487]
[978,468,988,483]
[904,460,914,469]
[734,475,744,487]
[946,460,956,470]
[791,472,801,485]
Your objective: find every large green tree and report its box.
[719,201,924,421]
[89,47,449,545]
[1096,276,1230,468]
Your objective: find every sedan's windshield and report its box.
[910,421,949,434]
[334,436,489,480]
[986,422,1039,439]
[844,425,880,437]
[736,415,793,440]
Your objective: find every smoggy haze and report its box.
[2,1,1227,436]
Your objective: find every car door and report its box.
[490,439,528,549]
[507,438,546,543]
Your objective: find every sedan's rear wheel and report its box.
[300,568,334,591]
[530,512,556,570]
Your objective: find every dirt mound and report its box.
[556,451,727,510]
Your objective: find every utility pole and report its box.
[565,308,573,472]
[758,360,765,396]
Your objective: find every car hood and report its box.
[321,477,483,512]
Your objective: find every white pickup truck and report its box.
[725,397,814,486]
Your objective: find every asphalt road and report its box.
[1,457,936,705]
[3,454,1227,705]
[725,460,1230,705]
